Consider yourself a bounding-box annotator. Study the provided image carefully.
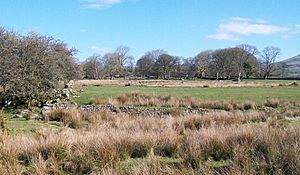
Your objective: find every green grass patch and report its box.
[120,156,182,172]
[7,118,61,135]
[74,86,300,105]
[242,79,300,84]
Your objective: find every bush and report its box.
[289,82,298,86]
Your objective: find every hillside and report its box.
[281,55,300,66]
[280,55,300,75]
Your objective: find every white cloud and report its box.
[229,17,250,22]
[208,32,240,41]
[80,28,88,33]
[220,18,289,35]
[81,0,124,9]
[209,17,291,41]
[281,24,300,39]
[256,18,268,24]
[281,34,291,39]
[91,46,112,54]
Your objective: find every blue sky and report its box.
[0,0,299,61]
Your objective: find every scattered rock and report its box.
[14,110,42,120]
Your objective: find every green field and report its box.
[74,85,300,105]
[242,79,300,84]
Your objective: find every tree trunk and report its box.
[238,72,241,82]
[27,97,32,110]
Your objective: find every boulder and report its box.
[14,110,42,120]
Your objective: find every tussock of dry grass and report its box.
[0,107,300,174]
[110,93,260,112]
[89,97,108,105]
[1,95,300,174]
[45,109,83,129]
[264,98,280,108]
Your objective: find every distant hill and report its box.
[280,55,300,67]
[279,55,300,75]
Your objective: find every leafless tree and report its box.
[236,44,259,81]
[135,55,155,78]
[260,46,281,79]
[82,55,103,79]
[194,50,212,78]
[115,46,131,67]
[154,54,178,79]
[275,62,288,78]
[210,48,237,79]
[135,49,167,78]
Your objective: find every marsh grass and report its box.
[1,95,300,174]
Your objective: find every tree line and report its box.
[0,27,288,108]
[82,45,286,81]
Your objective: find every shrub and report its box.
[289,82,298,86]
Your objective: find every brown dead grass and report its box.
[1,96,300,174]
[109,93,260,112]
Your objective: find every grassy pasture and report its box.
[74,85,300,105]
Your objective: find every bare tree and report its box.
[154,54,178,79]
[0,28,20,93]
[146,49,167,62]
[135,55,155,78]
[275,62,288,78]
[103,53,124,79]
[115,46,131,67]
[181,57,197,79]
[210,48,238,79]
[260,46,281,79]
[82,55,103,79]
[236,44,259,81]
[194,50,212,78]
[125,55,135,76]
[102,46,134,79]
[135,49,167,78]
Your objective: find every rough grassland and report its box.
[1,80,300,174]
[74,86,300,105]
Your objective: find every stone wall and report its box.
[42,104,208,118]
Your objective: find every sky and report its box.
[0,0,299,61]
